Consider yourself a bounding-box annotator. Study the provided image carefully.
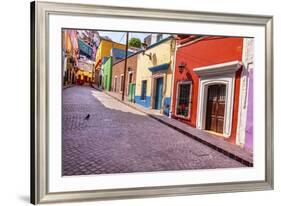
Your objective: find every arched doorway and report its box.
[194,61,241,138]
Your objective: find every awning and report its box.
[148,63,169,73]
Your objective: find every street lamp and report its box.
[178,62,186,73]
[141,42,152,60]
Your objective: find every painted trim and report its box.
[119,74,124,93]
[176,36,205,49]
[194,60,241,76]
[151,74,165,110]
[195,61,241,137]
[140,79,148,101]
[174,81,192,120]
[113,75,118,92]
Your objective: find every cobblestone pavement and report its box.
[63,86,244,176]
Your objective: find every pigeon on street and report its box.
[84,113,90,120]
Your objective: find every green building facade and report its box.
[102,57,113,91]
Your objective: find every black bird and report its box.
[84,113,90,120]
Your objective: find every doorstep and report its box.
[100,89,253,167]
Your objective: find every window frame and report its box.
[141,80,147,101]
[120,74,124,93]
[175,81,192,119]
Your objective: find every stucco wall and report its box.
[95,39,126,65]
[102,57,112,91]
[172,36,243,143]
[135,38,176,112]
[111,54,138,95]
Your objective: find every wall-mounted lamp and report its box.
[141,42,152,60]
[178,62,186,73]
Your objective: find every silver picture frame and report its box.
[30,1,274,204]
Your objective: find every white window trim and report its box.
[114,75,118,92]
[119,74,124,93]
[175,81,192,120]
[194,61,241,137]
[140,79,147,101]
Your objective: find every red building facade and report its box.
[171,36,244,144]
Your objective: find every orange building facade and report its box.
[171,36,244,144]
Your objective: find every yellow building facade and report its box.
[94,39,126,85]
[76,69,93,84]
[135,37,176,116]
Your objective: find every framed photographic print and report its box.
[30,1,274,204]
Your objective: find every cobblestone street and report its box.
[63,86,244,176]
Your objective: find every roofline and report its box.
[112,52,139,66]
[99,38,126,47]
[145,35,175,51]
[112,35,175,66]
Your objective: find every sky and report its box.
[98,31,168,44]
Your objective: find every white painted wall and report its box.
[0,0,280,206]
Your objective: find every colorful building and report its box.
[111,53,138,101]
[62,29,79,86]
[76,59,94,85]
[102,57,113,91]
[236,38,254,151]
[76,69,93,85]
[94,39,126,86]
[171,35,253,150]
[135,37,176,115]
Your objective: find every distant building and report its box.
[76,59,94,85]
[62,29,79,86]
[111,53,138,102]
[94,39,127,87]
[77,30,100,61]
[144,34,162,46]
[101,57,113,91]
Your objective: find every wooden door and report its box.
[205,84,226,134]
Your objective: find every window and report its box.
[128,72,133,95]
[120,75,124,92]
[176,82,192,118]
[144,36,151,46]
[156,34,163,42]
[114,76,117,92]
[141,80,147,100]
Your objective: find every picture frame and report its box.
[30,1,274,204]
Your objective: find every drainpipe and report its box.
[169,38,177,118]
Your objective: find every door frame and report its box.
[194,61,241,137]
[205,84,227,134]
